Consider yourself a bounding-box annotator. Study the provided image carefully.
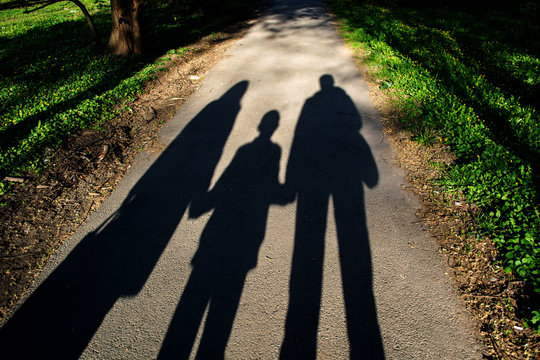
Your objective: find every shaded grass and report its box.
[327,0,539,328]
[0,0,255,193]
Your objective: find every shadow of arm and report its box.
[189,190,215,218]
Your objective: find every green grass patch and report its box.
[328,0,539,326]
[0,0,255,194]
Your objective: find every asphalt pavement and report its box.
[0,0,483,358]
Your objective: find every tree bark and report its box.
[71,0,99,42]
[108,0,144,56]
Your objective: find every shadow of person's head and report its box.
[258,110,280,139]
[320,74,334,90]
[222,80,249,104]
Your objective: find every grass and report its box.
[0,0,254,195]
[1,0,538,334]
[327,0,539,329]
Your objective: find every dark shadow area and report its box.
[338,1,539,108]
[0,81,248,359]
[158,110,291,359]
[359,0,537,16]
[333,0,540,200]
[0,79,121,152]
[0,0,257,176]
[281,75,384,359]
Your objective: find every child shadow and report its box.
[158,110,291,359]
[0,81,248,360]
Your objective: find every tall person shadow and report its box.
[158,110,291,359]
[281,75,385,359]
[0,81,249,359]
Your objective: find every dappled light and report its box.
[0,0,256,182]
[0,81,248,358]
[1,0,533,358]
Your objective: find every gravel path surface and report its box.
[0,0,483,358]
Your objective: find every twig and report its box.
[23,0,58,13]
[3,176,25,183]
[80,155,95,170]
[486,331,504,360]
[78,175,97,187]
[145,106,157,124]
[462,294,504,300]
[84,199,96,220]
[141,135,158,148]
[96,176,113,192]
[96,145,108,162]
[0,253,34,260]
[447,255,459,268]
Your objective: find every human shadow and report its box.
[158,110,290,359]
[0,81,248,359]
[281,75,385,359]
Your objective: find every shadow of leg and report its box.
[281,191,328,359]
[196,272,247,359]
[333,190,385,360]
[158,269,211,360]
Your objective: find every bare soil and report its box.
[1,9,538,359]
[348,46,539,359]
[0,24,251,323]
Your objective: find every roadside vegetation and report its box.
[1,0,538,355]
[327,0,539,355]
[0,0,257,321]
[0,0,254,196]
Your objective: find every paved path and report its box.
[0,0,482,358]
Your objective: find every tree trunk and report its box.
[0,1,100,43]
[71,0,99,43]
[108,0,144,56]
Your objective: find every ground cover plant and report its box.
[0,0,257,321]
[0,0,254,195]
[327,0,539,340]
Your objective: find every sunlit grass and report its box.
[328,0,539,326]
[0,0,253,194]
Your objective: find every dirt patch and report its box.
[0,24,251,323]
[348,47,539,358]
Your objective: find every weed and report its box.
[328,0,539,328]
[0,0,256,194]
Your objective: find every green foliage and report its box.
[0,1,150,181]
[525,310,540,333]
[0,0,255,191]
[328,0,539,325]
